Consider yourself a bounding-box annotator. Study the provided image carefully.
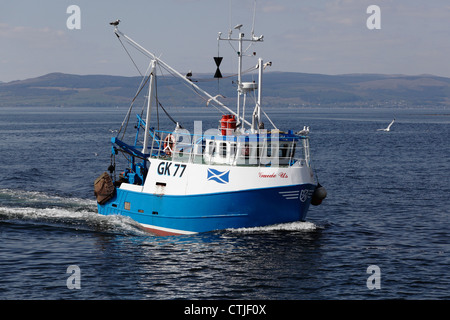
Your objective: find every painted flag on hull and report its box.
[207,168,230,184]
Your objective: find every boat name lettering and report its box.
[258,172,288,178]
[258,172,276,178]
[157,162,187,177]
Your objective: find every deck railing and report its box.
[139,128,310,168]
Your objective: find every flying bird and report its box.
[377,118,395,132]
[109,19,120,26]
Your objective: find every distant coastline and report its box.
[1,72,449,108]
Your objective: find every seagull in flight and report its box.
[377,118,395,132]
[109,19,120,26]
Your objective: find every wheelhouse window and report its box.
[218,142,227,157]
[207,141,215,155]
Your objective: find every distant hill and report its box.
[1,72,449,108]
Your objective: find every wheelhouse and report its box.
[110,113,312,187]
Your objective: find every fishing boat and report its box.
[94,20,326,236]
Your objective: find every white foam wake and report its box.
[0,188,146,235]
[0,188,97,207]
[229,221,318,233]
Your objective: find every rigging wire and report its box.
[118,73,151,140]
[115,28,233,115]
[114,24,263,127]
[154,62,182,127]
[158,100,181,127]
[117,33,143,77]
[115,37,184,138]
[117,59,155,139]
[190,65,258,83]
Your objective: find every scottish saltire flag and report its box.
[207,168,230,184]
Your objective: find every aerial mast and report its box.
[236,25,243,127]
[218,24,264,131]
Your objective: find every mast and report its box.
[142,60,156,153]
[252,57,263,132]
[218,25,263,129]
[236,31,243,126]
[257,57,263,124]
[114,27,251,126]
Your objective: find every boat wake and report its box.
[0,189,145,236]
[1,189,319,237]
[229,221,318,233]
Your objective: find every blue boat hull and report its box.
[97,183,315,235]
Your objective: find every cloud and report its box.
[0,23,67,48]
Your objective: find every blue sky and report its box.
[1,0,449,82]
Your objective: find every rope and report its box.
[117,33,143,77]
[158,100,180,127]
[118,73,151,139]
[190,65,258,83]
[154,63,182,128]
[114,27,261,132]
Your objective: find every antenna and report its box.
[251,0,257,37]
[218,22,263,130]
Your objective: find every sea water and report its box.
[0,106,449,300]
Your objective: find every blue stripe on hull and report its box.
[97,184,315,234]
